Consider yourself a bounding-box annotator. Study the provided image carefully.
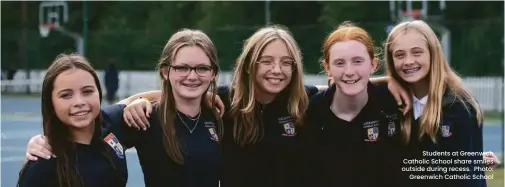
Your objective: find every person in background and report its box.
[105,59,120,104]
[23,29,224,187]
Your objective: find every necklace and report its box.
[176,110,201,134]
[181,112,199,121]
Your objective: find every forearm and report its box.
[370,76,389,85]
[117,90,162,105]
[315,85,328,91]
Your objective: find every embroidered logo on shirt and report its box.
[366,127,379,142]
[204,121,219,141]
[204,121,216,127]
[278,116,292,123]
[104,133,124,159]
[441,124,452,138]
[208,127,219,142]
[282,122,296,137]
[362,120,380,128]
[386,113,398,121]
[388,121,396,137]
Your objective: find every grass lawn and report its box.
[488,167,504,187]
[484,110,503,125]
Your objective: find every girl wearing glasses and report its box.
[23,29,224,187]
[113,25,407,187]
[25,25,411,187]
[25,24,500,186]
[126,29,224,187]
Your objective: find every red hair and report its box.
[321,21,377,70]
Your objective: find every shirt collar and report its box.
[413,95,428,119]
[413,95,428,105]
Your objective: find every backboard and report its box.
[39,1,68,37]
[389,0,446,22]
[387,0,451,65]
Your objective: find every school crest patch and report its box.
[388,121,396,137]
[366,127,379,142]
[282,122,296,137]
[208,127,219,142]
[441,124,452,138]
[104,133,124,159]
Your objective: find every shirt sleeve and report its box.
[304,85,319,98]
[442,102,487,187]
[18,159,58,187]
[101,104,139,149]
[217,85,231,108]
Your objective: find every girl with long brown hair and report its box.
[17,54,128,187]
[116,25,407,187]
[23,29,224,187]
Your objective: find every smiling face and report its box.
[328,40,376,96]
[162,46,215,101]
[254,39,294,97]
[52,68,100,129]
[390,30,431,85]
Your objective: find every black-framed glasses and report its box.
[169,65,214,77]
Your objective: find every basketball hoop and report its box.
[401,9,422,21]
[39,23,55,38]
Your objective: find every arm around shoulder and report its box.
[370,76,389,85]
[117,90,162,105]
[304,85,321,98]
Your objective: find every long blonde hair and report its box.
[384,20,483,144]
[229,25,309,146]
[155,29,223,164]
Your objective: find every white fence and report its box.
[2,70,503,111]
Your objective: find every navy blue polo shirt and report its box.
[402,91,487,187]
[18,105,130,187]
[219,84,318,187]
[303,82,403,187]
[105,103,221,187]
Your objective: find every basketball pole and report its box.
[428,0,450,65]
[83,1,88,57]
[53,27,84,56]
[265,0,271,25]
[22,1,30,94]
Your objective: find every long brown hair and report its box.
[229,25,309,146]
[384,20,483,144]
[155,29,223,164]
[17,53,124,187]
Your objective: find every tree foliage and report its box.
[2,1,503,76]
